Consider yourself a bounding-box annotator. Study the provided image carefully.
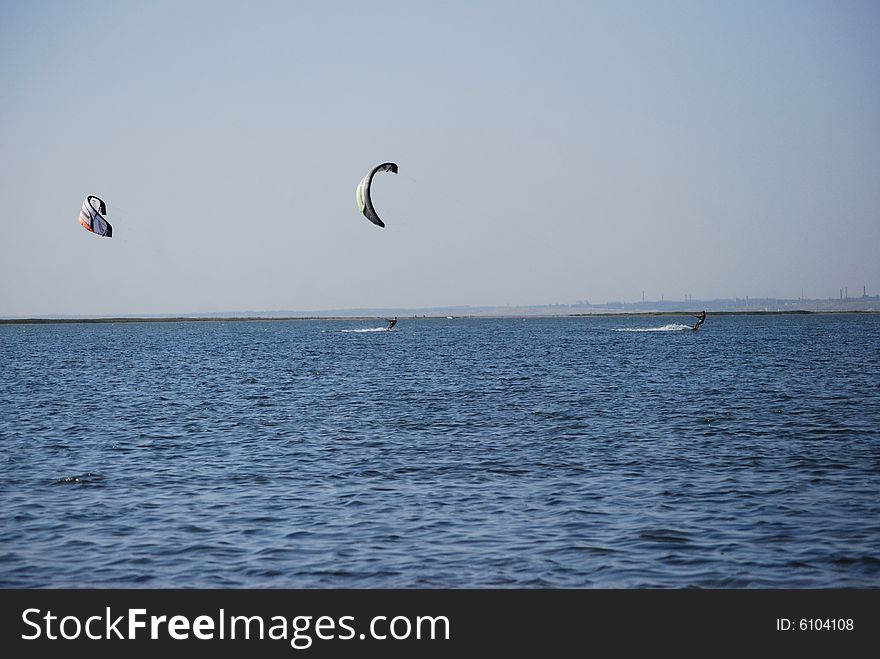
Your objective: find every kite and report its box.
[355,163,398,228]
[78,195,112,237]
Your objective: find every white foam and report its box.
[341,327,391,333]
[614,323,692,332]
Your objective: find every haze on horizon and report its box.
[1,0,878,317]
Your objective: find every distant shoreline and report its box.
[1,310,877,325]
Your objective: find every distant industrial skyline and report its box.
[3,290,876,321]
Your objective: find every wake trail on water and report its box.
[614,323,692,332]
[341,327,392,333]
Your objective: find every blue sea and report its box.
[1,314,878,588]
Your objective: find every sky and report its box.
[1,0,878,316]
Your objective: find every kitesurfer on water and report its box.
[387,317,397,330]
[692,310,706,331]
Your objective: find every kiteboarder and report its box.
[387,316,397,330]
[692,310,706,331]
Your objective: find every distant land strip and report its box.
[0,316,362,325]
[2,310,878,325]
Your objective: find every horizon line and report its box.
[2,293,878,322]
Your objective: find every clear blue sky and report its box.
[2,0,878,316]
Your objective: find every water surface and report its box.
[1,315,878,587]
